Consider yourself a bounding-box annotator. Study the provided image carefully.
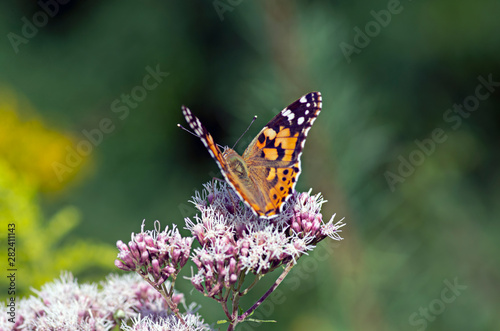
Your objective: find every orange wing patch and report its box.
[255,128,276,148]
[266,167,277,181]
[205,134,226,165]
[264,163,300,216]
[261,148,279,160]
[256,126,301,163]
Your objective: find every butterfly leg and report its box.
[211,176,229,203]
[212,177,240,214]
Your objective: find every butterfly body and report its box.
[182,92,322,218]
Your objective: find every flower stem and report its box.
[239,274,262,296]
[238,260,295,323]
[140,274,186,326]
[227,273,246,330]
[221,298,231,321]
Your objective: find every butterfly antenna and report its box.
[177,123,226,150]
[232,115,258,150]
[177,123,198,138]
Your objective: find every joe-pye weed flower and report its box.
[0,272,207,331]
[115,221,194,326]
[116,180,345,330]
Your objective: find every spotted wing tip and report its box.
[312,91,322,101]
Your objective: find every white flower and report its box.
[1,272,207,331]
[121,311,211,331]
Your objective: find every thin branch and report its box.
[227,273,246,330]
[221,296,232,320]
[239,274,262,296]
[140,275,186,326]
[238,260,295,323]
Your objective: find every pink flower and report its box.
[115,221,193,287]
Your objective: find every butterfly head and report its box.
[223,149,249,179]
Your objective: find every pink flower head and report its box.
[115,221,193,286]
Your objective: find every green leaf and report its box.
[246,318,277,323]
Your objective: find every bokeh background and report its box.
[1,1,499,330]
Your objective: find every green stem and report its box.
[239,274,262,296]
[238,260,295,323]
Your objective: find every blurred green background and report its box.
[1,0,499,330]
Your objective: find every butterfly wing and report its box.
[242,91,322,217]
[181,106,231,176]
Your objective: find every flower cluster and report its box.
[289,189,345,244]
[185,181,345,299]
[122,312,209,331]
[115,221,193,286]
[110,180,345,330]
[0,272,208,331]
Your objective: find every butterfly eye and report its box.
[227,154,248,178]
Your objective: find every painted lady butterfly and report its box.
[181,92,322,218]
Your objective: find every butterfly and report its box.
[181,92,322,219]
